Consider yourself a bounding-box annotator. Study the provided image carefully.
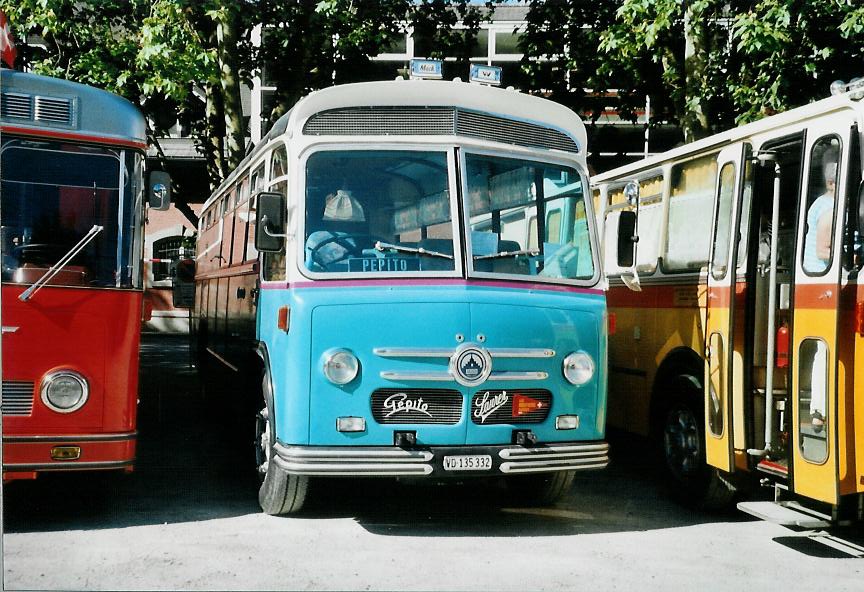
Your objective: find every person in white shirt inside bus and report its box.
[802,154,838,433]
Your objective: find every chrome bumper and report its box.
[273,441,609,477]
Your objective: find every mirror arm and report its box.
[260,215,289,239]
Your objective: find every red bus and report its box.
[1,69,168,481]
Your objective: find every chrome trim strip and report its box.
[374,348,454,358]
[3,460,134,471]
[3,432,138,443]
[380,370,549,382]
[487,348,555,358]
[374,347,555,359]
[276,445,433,461]
[499,460,609,473]
[499,442,610,473]
[274,444,434,476]
[380,371,456,382]
[488,371,548,381]
[498,443,609,458]
[1,326,19,334]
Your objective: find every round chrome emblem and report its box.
[449,343,493,387]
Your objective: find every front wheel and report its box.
[254,393,309,515]
[505,471,575,506]
[660,379,735,510]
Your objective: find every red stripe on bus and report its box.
[0,125,147,150]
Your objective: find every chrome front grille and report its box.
[471,389,552,425]
[371,388,463,425]
[2,381,35,416]
[303,107,580,153]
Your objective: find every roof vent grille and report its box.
[35,96,73,125]
[1,92,33,120]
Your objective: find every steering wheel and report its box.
[307,233,370,271]
[13,243,65,265]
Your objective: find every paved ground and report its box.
[2,334,863,591]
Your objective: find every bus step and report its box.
[737,501,832,528]
[756,458,788,478]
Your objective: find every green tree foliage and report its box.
[730,1,864,123]
[257,0,412,125]
[596,0,864,140]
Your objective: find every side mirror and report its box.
[172,259,196,308]
[255,191,287,253]
[617,210,638,268]
[147,171,172,211]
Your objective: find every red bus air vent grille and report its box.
[371,389,463,425]
[1,381,35,416]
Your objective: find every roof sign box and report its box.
[410,59,443,80]
[469,64,502,86]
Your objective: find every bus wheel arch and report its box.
[254,344,310,515]
[649,348,736,510]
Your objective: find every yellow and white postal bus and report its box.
[593,81,864,524]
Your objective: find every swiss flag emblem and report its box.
[512,394,545,417]
[0,10,17,69]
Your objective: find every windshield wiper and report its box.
[375,241,454,260]
[473,248,539,261]
[19,225,103,302]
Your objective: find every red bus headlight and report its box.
[40,371,89,413]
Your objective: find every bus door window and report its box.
[797,136,840,460]
[263,146,289,281]
[802,137,840,276]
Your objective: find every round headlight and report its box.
[41,371,89,413]
[563,352,595,386]
[323,349,360,385]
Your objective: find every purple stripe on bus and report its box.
[259,278,603,296]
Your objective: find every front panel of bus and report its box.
[257,141,608,476]
[1,137,145,480]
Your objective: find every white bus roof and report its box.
[208,79,588,204]
[593,92,864,184]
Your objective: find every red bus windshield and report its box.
[1,138,143,289]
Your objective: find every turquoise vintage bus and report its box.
[193,77,608,514]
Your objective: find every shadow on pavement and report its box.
[4,334,749,537]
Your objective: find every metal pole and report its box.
[644,95,651,158]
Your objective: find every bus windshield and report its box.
[465,153,594,280]
[301,149,594,281]
[1,139,141,288]
[304,150,456,274]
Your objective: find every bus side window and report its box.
[665,154,718,272]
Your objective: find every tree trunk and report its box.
[216,6,246,172]
[683,3,710,142]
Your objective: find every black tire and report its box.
[659,375,736,510]
[254,380,310,515]
[505,470,576,506]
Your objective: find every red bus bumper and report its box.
[3,432,136,482]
